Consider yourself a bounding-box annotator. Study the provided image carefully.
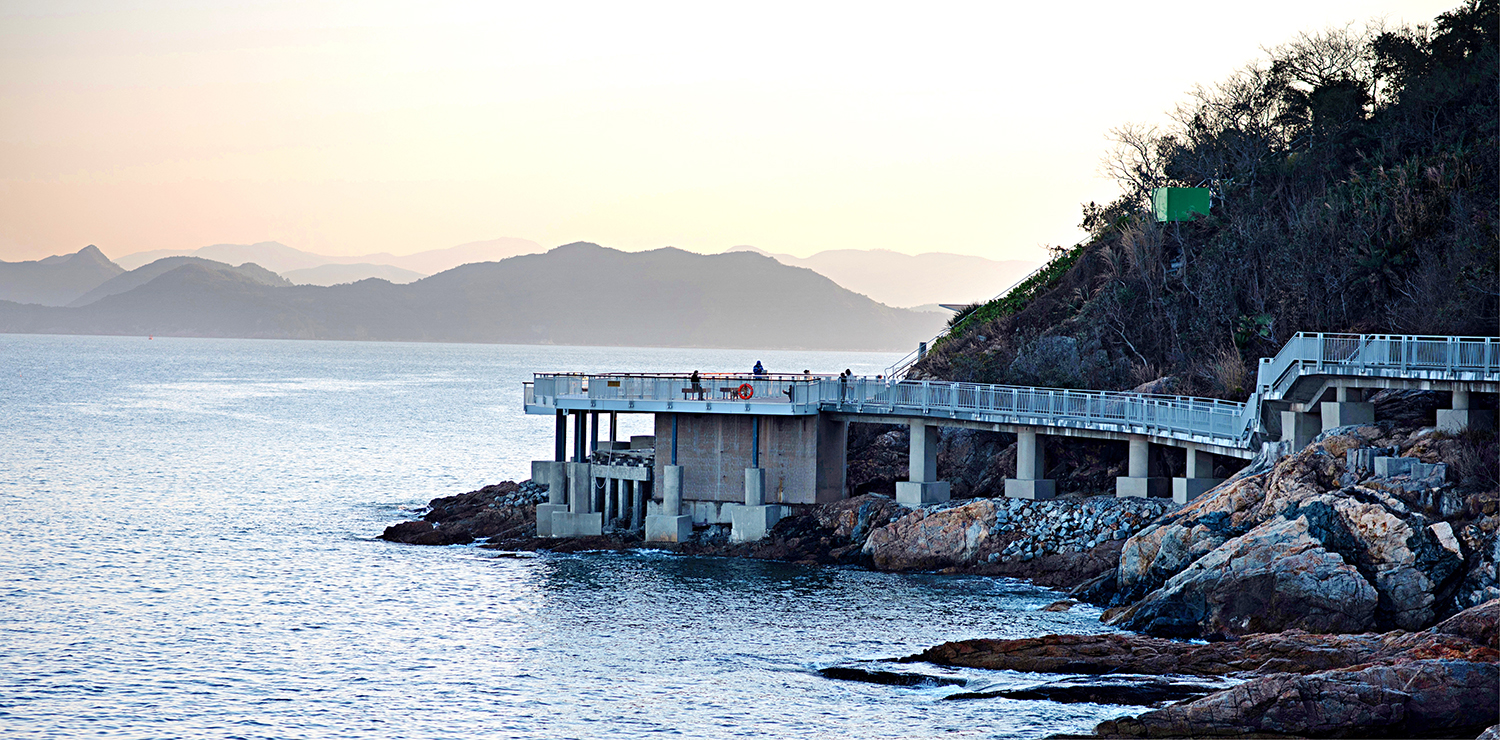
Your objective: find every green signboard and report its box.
[1152,187,1211,222]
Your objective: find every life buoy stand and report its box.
[737,383,754,400]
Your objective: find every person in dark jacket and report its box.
[752,361,765,375]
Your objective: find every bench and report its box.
[681,386,707,400]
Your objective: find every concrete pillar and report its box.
[896,422,950,506]
[609,412,617,443]
[645,465,691,542]
[604,478,617,525]
[1437,388,1495,433]
[532,460,568,537]
[815,415,848,504]
[572,410,586,462]
[1116,434,1169,498]
[1322,386,1375,432]
[1172,444,1224,504]
[731,467,781,542]
[551,461,602,537]
[1005,428,1056,499]
[554,410,567,462]
[1281,410,1320,450]
[589,412,599,453]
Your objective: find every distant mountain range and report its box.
[0,246,124,306]
[727,246,1036,308]
[114,238,545,278]
[0,243,945,351]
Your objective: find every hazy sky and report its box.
[0,0,1459,263]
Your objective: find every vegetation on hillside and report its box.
[917,0,1498,399]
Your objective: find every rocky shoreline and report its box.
[380,419,1499,739]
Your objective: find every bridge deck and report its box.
[525,333,1500,458]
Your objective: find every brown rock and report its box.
[1096,659,1499,739]
[1433,598,1499,648]
[907,628,1497,678]
[1111,515,1378,638]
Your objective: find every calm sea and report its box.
[1,334,1125,739]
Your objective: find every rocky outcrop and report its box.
[862,496,1173,586]
[380,480,546,545]
[1109,513,1379,637]
[1104,423,1496,638]
[908,623,1497,677]
[1096,660,1498,739]
[913,600,1499,740]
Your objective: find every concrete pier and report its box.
[730,466,781,542]
[1281,409,1321,450]
[1322,385,1374,431]
[532,460,567,537]
[896,422,950,506]
[645,464,691,542]
[1116,434,1168,498]
[1005,428,1056,499]
[1438,389,1496,433]
[552,461,602,537]
[1172,444,1223,504]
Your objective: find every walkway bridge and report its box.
[522,333,1499,542]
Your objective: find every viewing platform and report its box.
[521,333,1500,543]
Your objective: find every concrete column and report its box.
[1438,389,1495,432]
[631,480,646,531]
[1004,428,1056,499]
[645,464,691,542]
[589,412,599,453]
[609,412,617,443]
[1116,434,1169,498]
[551,461,602,537]
[1172,444,1224,504]
[1281,410,1320,450]
[896,422,950,506]
[554,410,567,462]
[1322,385,1375,432]
[532,460,568,537]
[815,415,848,504]
[731,467,781,542]
[604,478,617,525]
[572,411,586,462]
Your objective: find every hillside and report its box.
[915,0,1498,396]
[0,246,123,306]
[0,243,944,351]
[68,257,290,307]
[113,237,545,275]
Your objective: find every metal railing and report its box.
[528,332,1500,450]
[826,377,1248,446]
[1257,333,1500,400]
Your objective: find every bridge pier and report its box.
[1172,444,1223,503]
[1321,385,1374,432]
[1116,435,1168,498]
[896,422,950,506]
[1438,389,1496,433]
[1004,428,1055,499]
[731,416,782,542]
[646,463,692,542]
[1281,409,1321,450]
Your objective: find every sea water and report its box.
[1,334,1125,739]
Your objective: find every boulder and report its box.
[1111,514,1378,638]
[864,499,1001,571]
[1096,659,1499,739]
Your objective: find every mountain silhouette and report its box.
[0,246,124,306]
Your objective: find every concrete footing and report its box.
[645,514,692,542]
[1437,408,1496,434]
[1003,478,1056,499]
[1281,410,1321,450]
[1171,478,1223,504]
[1321,401,1374,431]
[728,503,782,542]
[532,460,568,537]
[551,511,603,537]
[895,480,950,506]
[1116,477,1170,498]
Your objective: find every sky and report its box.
[0,0,1461,263]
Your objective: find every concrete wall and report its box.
[652,412,846,507]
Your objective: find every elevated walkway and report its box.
[522,333,1499,541]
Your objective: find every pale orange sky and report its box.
[0,0,1460,263]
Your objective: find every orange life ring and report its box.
[737,383,754,400]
